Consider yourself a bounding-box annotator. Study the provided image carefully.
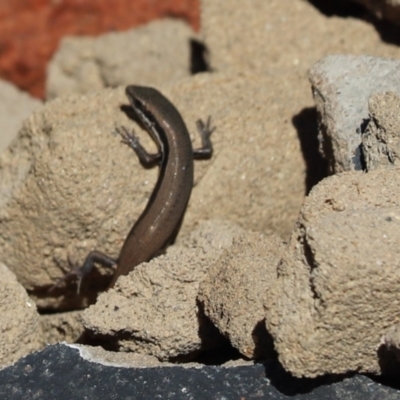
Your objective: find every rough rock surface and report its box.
[3,344,399,400]
[198,232,285,360]
[46,19,197,99]
[39,311,85,345]
[0,79,41,153]
[82,220,243,360]
[202,0,400,77]
[0,72,305,310]
[362,91,400,171]
[0,263,44,368]
[172,73,306,239]
[176,218,246,251]
[0,0,199,98]
[309,55,400,173]
[266,167,400,377]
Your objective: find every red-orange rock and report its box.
[0,0,199,98]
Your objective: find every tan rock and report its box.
[309,55,400,173]
[202,0,400,75]
[362,92,400,171]
[40,311,85,344]
[46,19,197,99]
[0,72,305,310]
[0,87,134,309]
[267,167,400,377]
[172,73,306,239]
[198,231,285,359]
[0,263,44,368]
[177,218,246,252]
[82,220,243,360]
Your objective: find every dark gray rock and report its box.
[0,344,400,399]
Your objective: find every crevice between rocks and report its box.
[301,228,322,305]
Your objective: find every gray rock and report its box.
[362,91,400,170]
[309,55,400,173]
[1,343,400,399]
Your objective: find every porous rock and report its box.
[266,167,400,377]
[0,72,305,311]
[40,310,85,344]
[309,55,400,173]
[82,220,244,360]
[0,86,139,309]
[47,19,197,99]
[0,263,44,368]
[173,72,306,239]
[198,231,285,360]
[202,0,400,76]
[362,91,400,171]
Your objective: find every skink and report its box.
[70,85,214,290]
